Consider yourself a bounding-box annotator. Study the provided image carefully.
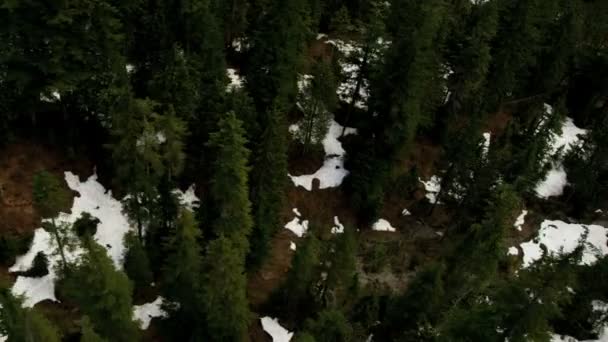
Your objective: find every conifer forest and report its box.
[1,0,608,341]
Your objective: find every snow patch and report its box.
[402,209,411,216]
[517,220,608,268]
[11,172,132,307]
[292,208,301,217]
[372,219,396,232]
[482,132,491,157]
[285,216,309,238]
[290,242,296,251]
[133,297,168,330]
[514,210,528,231]
[419,176,442,204]
[331,216,345,234]
[227,68,244,91]
[508,247,519,256]
[289,119,357,191]
[536,116,587,198]
[260,317,293,342]
[173,185,199,211]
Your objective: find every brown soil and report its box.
[0,141,92,237]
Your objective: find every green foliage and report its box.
[282,232,321,320]
[296,60,337,150]
[123,231,153,289]
[246,0,310,111]
[305,309,353,342]
[330,6,353,35]
[22,252,49,278]
[207,112,253,254]
[0,287,61,342]
[73,212,100,239]
[323,228,358,306]
[60,241,139,342]
[79,316,106,342]
[161,209,203,330]
[248,106,289,268]
[0,232,33,266]
[202,236,250,341]
[32,171,70,220]
[293,331,317,342]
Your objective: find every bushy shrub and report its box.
[23,252,49,277]
[73,212,100,238]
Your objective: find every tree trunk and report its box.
[51,218,69,272]
[341,45,370,137]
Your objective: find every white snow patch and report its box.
[482,132,491,157]
[260,317,293,342]
[292,208,301,217]
[536,117,587,198]
[331,216,345,234]
[133,297,168,330]
[419,176,442,204]
[372,219,396,232]
[508,247,519,256]
[514,210,528,231]
[231,38,249,52]
[402,209,411,216]
[173,185,199,211]
[40,90,61,103]
[126,64,135,74]
[316,33,328,40]
[289,119,357,191]
[11,172,132,307]
[290,242,296,251]
[227,68,244,91]
[285,216,309,238]
[518,220,608,268]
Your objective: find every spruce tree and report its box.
[248,106,289,268]
[207,112,253,254]
[32,171,72,272]
[80,316,106,342]
[160,209,204,336]
[296,60,337,152]
[202,236,250,341]
[123,231,153,289]
[61,241,139,342]
[0,287,61,342]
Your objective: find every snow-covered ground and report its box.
[260,317,293,342]
[325,38,389,110]
[10,172,199,308]
[535,115,587,199]
[331,216,345,234]
[514,209,528,231]
[227,68,244,91]
[372,219,397,232]
[289,119,357,191]
[284,208,309,237]
[419,176,442,204]
[515,220,608,268]
[133,296,167,330]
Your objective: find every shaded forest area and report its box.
[1,0,608,341]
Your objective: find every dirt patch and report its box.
[0,141,92,237]
[247,229,295,309]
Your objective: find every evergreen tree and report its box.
[282,232,321,320]
[296,60,337,151]
[0,287,61,342]
[160,209,204,337]
[202,236,250,341]
[246,0,309,112]
[79,316,106,342]
[123,232,153,289]
[207,112,253,254]
[248,106,289,268]
[61,241,139,342]
[305,309,353,342]
[32,171,72,272]
[322,228,357,307]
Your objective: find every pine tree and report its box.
[80,316,106,342]
[248,106,289,268]
[32,171,72,272]
[0,287,61,342]
[160,209,204,335]
[202,236,250,341]
[322,228,357,307]
[305,309,354,342]
[282,232,321,320]
[61,241,139,342]
[207,112,253,254]
[123,231,153,289]
[246,0,310,112]
[296,60,337,151]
